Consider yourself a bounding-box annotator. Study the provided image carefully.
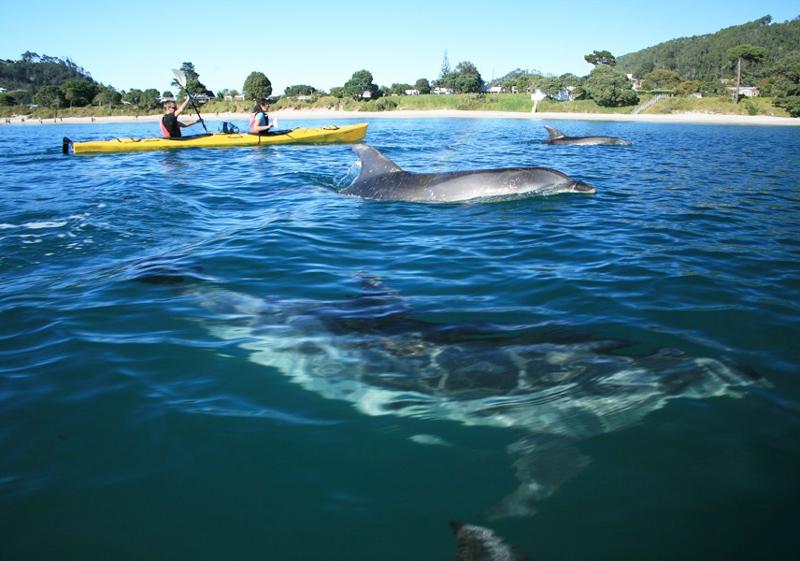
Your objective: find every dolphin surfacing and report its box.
[544,125,632,146]
[340,144,595,202]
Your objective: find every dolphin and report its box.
[155,272,760,520]
[339,144,595,202]
[543,125,632,146]
[451,521,527,561]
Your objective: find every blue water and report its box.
[1,117,798,560]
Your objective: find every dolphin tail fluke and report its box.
[544,126,565,140]
[487,435,590,520]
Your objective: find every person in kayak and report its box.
[160,98,203,138]
[249,98,274,134]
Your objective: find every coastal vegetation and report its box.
[1,15,799,119]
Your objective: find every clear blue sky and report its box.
[2,0,797,95]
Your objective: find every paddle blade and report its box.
[171,68,187,89]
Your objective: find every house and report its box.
[296,95,314,101]
[727,86,759,97]
[404,89,420,96]
[488,86,504,94]
[626,74,642,91]
[689,92,703,99]
[549,86,577,102]
[432,87,453,95]
[511,86,518,94]
[223,94,245,101]
[361,90,372,99]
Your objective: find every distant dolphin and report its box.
[340,144,596,202]
[543,125,632,146]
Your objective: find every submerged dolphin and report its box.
[158,273,759,519]
[544,125,632,146]
[340,144,595,202]
[451,521,527,561]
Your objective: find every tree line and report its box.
[2,14,799,117]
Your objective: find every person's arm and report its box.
[174,97,191,117]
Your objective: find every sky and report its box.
[1,0,797,96]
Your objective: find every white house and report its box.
[727,86,759,97]
[626,74,643,91]
[432,87,453,95]
[404,89,420,96]
[549,86,577,102]
[223,94,245,101]
[488,86,504,94]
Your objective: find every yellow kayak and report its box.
[64,123,368,154]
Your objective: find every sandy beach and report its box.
[3,108,799,126]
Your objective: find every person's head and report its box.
[163,100,178,113]
[253,98,269,113]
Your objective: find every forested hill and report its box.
[0,52,95,92]
[616,15,800,81]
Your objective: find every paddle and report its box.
[171,68,209,133]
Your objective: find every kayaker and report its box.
[249,98,274,134]
[160,98,203,138]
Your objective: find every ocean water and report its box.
[0,117,798,560]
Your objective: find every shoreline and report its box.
[2,108,798,127]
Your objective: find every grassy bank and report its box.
[640,96,789,117]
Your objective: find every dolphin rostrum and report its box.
[340,144,596,202]
[543,125,632,146]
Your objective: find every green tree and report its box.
[243,71,273,99]
[727,44,767,102]
[162,91,174,100]
[451,61,483,93]
[329,86,345,98]
[415,78,431,94]
[33,85,65,109]
[674,80,702,96]
[584,50,616,66]
[389,83,413,95]
[583,65,639,106]
[343,69,379,100]
[284,84,317,97]
[93,87,122,107]
[122,89,143,106]
[0,93,17,106]
[641,68,683,91]
[60,79,97,107]
[139,89,161,109]
[174,62,208,95]
[775,96,800,117]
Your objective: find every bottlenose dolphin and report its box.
[340,144,595,202]
[156,273,759,519]
[543,125,632,146]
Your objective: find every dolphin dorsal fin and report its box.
[352,144,403,181]
[544,126,565,140]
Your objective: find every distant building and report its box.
[432,87,453,95]
[549,86,577,102]
[689,92,703,98]
[488,86,504,94]
[511,85,518,94]
[626,73,642,91]
[296,95,314,101]
[727,86,759,97]
[361,90,372,100]
[404,89,420,96]
[223,94,245,101]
